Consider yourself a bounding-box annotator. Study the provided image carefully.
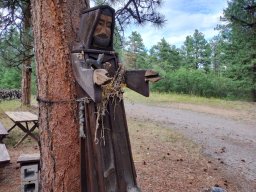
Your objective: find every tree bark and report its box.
[31,0,89,191]
[21,0,32,106]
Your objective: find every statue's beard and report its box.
[93,34,111,48]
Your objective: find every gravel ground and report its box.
[125,102,256,191]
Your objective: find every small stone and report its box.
[211,186,227,192]
[220,147,226,153]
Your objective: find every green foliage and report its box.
[209,35,226,74]
[180,30,211,71]
[121,28,254,100]
[0,30,23,68]
[0,59,37,94]
[0,64,21,89]
[126,31,146,53]
[219,0,256,101]
[123,31,148,69]
[180,36,195,68]
[151,68,251,100]
[150,38,182,71]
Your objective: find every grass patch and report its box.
[3,129,39,147]
[0,100,22,126]
[0,100,21,113]
[127,117,198,155]
[124,89,256,111]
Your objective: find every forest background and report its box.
[0,0,256,102]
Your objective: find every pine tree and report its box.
[181,29,211,71]
[124,31,148,69]
[149,38,182,72]
[0,0,33,105]
[221,0,256,101]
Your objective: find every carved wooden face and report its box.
[93,14,112,48]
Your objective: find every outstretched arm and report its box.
[125,69,160,97]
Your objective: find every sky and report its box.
[124,0,228,49]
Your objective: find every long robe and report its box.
[79,52,139,192]
[72,5,144,191]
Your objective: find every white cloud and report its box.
[125,1,228,49]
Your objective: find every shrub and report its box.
[151,68,251,100]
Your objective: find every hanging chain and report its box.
[37,96,91,138]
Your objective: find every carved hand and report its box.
[145,70,161,82]
[93,69,112,85]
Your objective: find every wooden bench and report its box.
[0,122,8,143]
[0,144,10,164]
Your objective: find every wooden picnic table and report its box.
[5,111,39,147]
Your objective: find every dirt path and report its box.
[125,102,256,191]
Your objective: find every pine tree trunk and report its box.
[21,1,32,106]
[31,0,89,191]
[21,58,31,105]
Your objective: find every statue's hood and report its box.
[78,5,115,51]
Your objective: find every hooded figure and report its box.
[79,6,115,51]
[71,5,143,192]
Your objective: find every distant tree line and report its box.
[122,0,256,101]
[0,0,255,101]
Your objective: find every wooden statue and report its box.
[71,5,160,192]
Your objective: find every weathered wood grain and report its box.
[5,111,38,123]
[17,153,40,164]
[0,144,10,164]
[0,122,8,135]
